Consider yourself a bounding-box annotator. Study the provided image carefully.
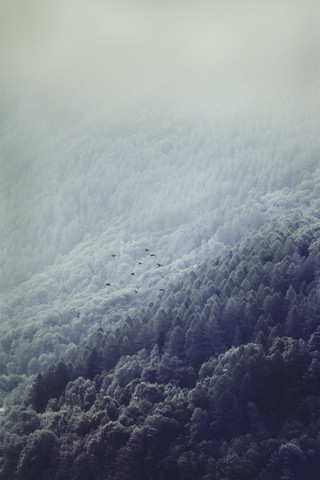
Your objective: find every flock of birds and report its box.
[105,248,165,294]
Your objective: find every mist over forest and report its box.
[1,1,320,478]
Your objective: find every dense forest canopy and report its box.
[1,0,320,478]
[1,198,320,479]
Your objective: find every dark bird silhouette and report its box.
[134,290,138,294]
[157,263,162,267]
[105,283,111,286]
[150,253,156,257]
[138,261,142,265]
[111,254,116,257]
[145,248,150,252]
[131,272,135,276]
[159,288,165,292]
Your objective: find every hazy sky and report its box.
[1,0,319,115]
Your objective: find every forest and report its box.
[1,200,320,479]
[1,1,320,478]
[1,108,319,479]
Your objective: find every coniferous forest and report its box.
[1,193,320,479]
[1,1,320,479]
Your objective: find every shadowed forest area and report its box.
[1,196,320,478]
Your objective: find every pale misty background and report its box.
[0,0,319,373]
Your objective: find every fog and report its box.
[2,4,320,476]
[1,0,319,322]
[1,0,319,111]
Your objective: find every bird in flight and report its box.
[157,263,162,267]
[145,248,150,252]
[111,254,116,257]
[131,272,135,276]
[159,288,165,292]
[134,290,138,294]
[150,253,156,257]
[138,261,142,265]
[105,283,111,287]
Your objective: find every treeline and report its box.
[1,213,320,479]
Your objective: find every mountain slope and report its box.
[1,196,320,478]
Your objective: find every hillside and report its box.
[1,190,320,478]
[1,1,319,478]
